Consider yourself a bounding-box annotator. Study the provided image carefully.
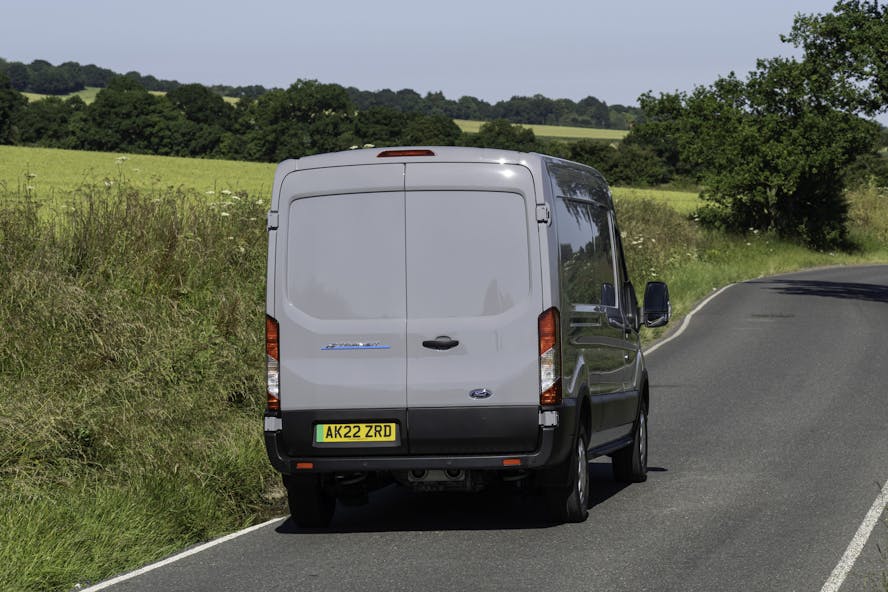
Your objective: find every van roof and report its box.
[271,147,612,210]
[278,146,544,172]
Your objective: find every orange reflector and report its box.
[295,462,314,470]
[502,458,522,467]
[377,149,436,158]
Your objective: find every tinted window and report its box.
[407,191,530,318]
[547,162,611,205]
[555,198,616,308]
[286,193,405,320]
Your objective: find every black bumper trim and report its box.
[265,426,560,473]
[264,398,578,475]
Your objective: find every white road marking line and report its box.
[820,480,888,592]
[643,283,735,356]
[78,516,286,591]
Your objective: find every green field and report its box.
[23,86,239,105]
[455,119,628,141]
[0,145,274,201]
[612,187,700,215]
[23,86,103,104]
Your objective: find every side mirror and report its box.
[642,281,671,328]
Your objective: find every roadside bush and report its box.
[614,196,701,288]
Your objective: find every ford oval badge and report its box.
[469,388,493,400]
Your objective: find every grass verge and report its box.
[0,183,283,591]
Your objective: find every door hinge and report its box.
[536,204,551,225]
[267,211,279,230]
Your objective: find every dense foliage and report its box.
[624,0,887,248]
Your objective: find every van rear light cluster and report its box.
[538,307,562,405]
[266,315,281,416]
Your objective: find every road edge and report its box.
[77,516,286,591]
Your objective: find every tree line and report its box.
[0,57,640,129]
[0,71,673,186]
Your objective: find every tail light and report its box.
[538,307,561,405]
[266,315,280,415]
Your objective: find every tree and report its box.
[783,0,888,116]
[0,72,27,144]
[165,83,235,155]
[79,76,188,155]
[17,95,85,147]
[402,114,462,146]
[354,106,409,146]
[239,80,357,162]
[625,2,887,248]
[467,119,539,152]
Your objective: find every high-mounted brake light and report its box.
[377,149,436,158]
[538,307,562,405]
[266,315,281,415]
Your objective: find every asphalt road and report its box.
[95,265,888,592]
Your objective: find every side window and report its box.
[555,197,617,309]
[613,218,640,327]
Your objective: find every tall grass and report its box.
[0,183,282,591]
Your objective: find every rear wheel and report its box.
[546,427,590,523]
[613,400,648,483]
[284,474,336,528]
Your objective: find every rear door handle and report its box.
[422,336,459,350]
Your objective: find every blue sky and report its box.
[0,0,872,115]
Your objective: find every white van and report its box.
[263,147,670,526]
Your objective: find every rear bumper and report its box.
[264,399,578,475]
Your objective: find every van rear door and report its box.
[404,163,541,454]
[277,165,407,456]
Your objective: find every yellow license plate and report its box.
[315,423,397,443]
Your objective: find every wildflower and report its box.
[26,185,34,191]
[25,172,37,179]
[255,200,264,205]
[231,195,241,201]
[221,189,232,196]
[227,236,234,240]
[221,212,230,217]
[362,144,375,149]
[206,190,215,195]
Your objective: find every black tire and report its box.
[613,399,648,483]
[284,474,336,528]
[546,427,590,523]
